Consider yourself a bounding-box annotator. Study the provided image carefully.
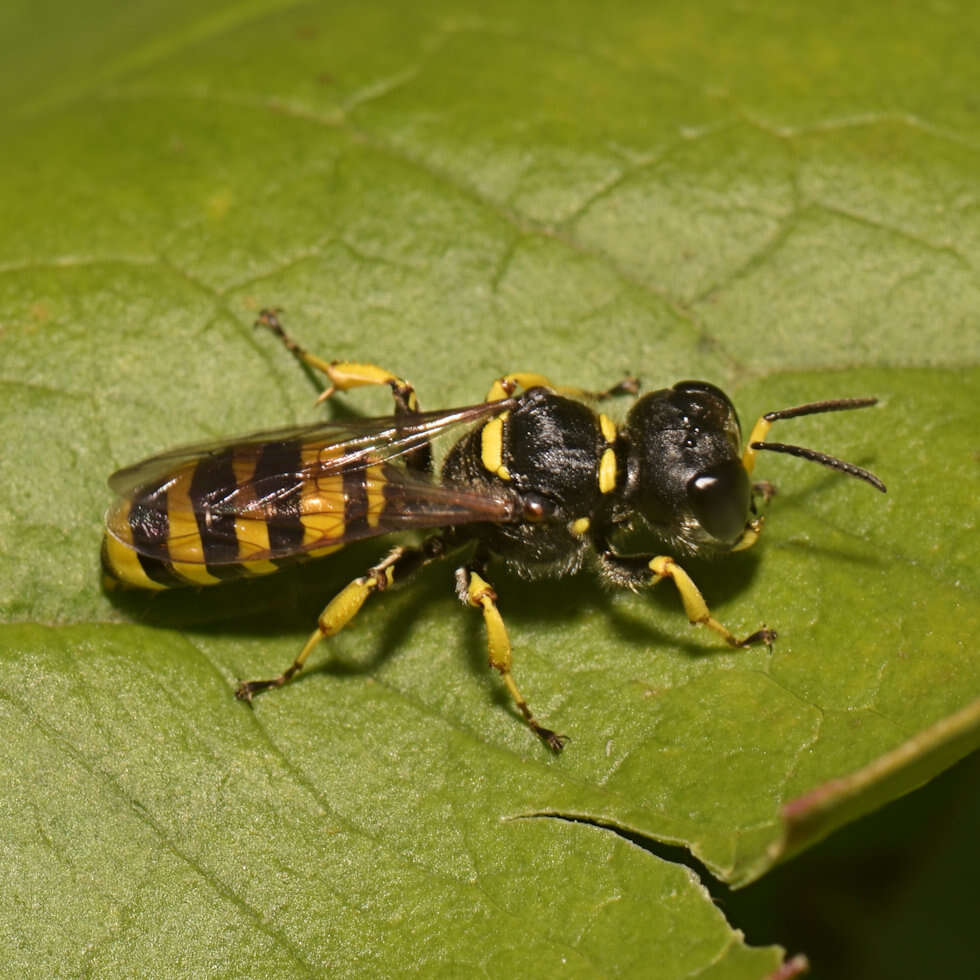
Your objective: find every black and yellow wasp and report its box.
[103,310,886,750]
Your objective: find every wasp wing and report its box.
[105,399,520,565]
[108,400,515,496]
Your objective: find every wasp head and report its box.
[621,381,752,556]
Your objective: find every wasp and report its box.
[103,310,886,751]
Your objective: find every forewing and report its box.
[108,400,515,495]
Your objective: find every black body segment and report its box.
[442,387,613,577]
[252,440,305,556]
[189,448,241,571]
[127,492,184,588]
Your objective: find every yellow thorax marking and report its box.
[599,448,617,494]
[481,413,511,480]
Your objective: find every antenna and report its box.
[746,397,887,493]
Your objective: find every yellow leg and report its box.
[257,308,420,412]
[462,569,567,752]
[235,547,403,700]
[485,372,557,402]
[730,516,765,552]
[485,371,639,403]
[648,556,775,648]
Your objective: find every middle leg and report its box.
[456,563,568,752]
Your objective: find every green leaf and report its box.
[2,1,977,975]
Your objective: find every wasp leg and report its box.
[485,372,639,403]
[598,551,776,649]
[485,372,556,402]
[648,555,776,648]
[728,479,779,552]
[257,308,430,470]
[456,565,567,752]
[730,516,765,552]
[235,537,447,700]
[257,308,421,414]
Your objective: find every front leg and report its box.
[597,549,775,649]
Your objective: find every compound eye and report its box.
[521,492,555,522]
[686,460,750,543]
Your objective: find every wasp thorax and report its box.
[622,381,750,554]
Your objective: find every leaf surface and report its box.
[2,1,977,976]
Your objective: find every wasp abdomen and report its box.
[102,437,381,589]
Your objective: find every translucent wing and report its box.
[108,400,516,496]
[105,400,520,566]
